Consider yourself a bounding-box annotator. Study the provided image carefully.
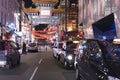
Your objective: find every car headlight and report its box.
[67,55,73,60]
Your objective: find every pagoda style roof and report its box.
[32,0,57,3]
[24,7,39,13]
[52,7,64,13]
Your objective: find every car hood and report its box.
[66,50,74,54]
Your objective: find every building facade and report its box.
[0,0,20,40]
[78,0,120,39]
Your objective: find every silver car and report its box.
[27,43,38,52]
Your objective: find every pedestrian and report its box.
[22,41,27,54]
[39,45,41,51]
[45,45,47,51]
[16,42,20,48]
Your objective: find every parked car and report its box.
[75,39,120,80]
[27,43,38,52]
[0,40,21,69]
[53,42,63,60]
[74,39,87,68]
[59,40,79,69]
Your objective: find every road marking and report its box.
[39,59,42,64]
[29,59,42,80]
[29,67,38,80]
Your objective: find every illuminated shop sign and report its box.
[33,17,51,24]
[40,7,51,16]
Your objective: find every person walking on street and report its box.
[22,41,27,54]
[45,45,47,51]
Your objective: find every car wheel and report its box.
[17,57,20,65]
[64,61,68,69]
[75,68,81,80]
[36,49,38,52]
[60,56,64,63]
[58,55,60,61]
[6,61,13,69]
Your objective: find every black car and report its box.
[75,39,120,80]
[0,40,21,69]
[59,41,79,69]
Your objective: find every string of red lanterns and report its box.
[32,28,58,39]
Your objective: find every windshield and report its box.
[66,42,77,50]
[58,43,63,48]
[29,43,37,47]
[107,42,120,60]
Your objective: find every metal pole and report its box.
[20,0,23,31]
[65,0,67,38]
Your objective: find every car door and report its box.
[89,41,103,67]
[77,42,98,80]
[105,42,120,78]
[10,41,20,62]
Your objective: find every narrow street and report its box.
[0,46,75,80]
[0,0,120,80]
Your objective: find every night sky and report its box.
[23,0,33,8]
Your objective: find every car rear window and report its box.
[58,43,63,48]
[29,43,36,47]
[0,42,5,50]
[66,43,77,50]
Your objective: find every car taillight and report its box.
[4,51,8,57]
[4,43,8,57]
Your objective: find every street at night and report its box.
[1,0,120,80]
[0,46,75,80]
